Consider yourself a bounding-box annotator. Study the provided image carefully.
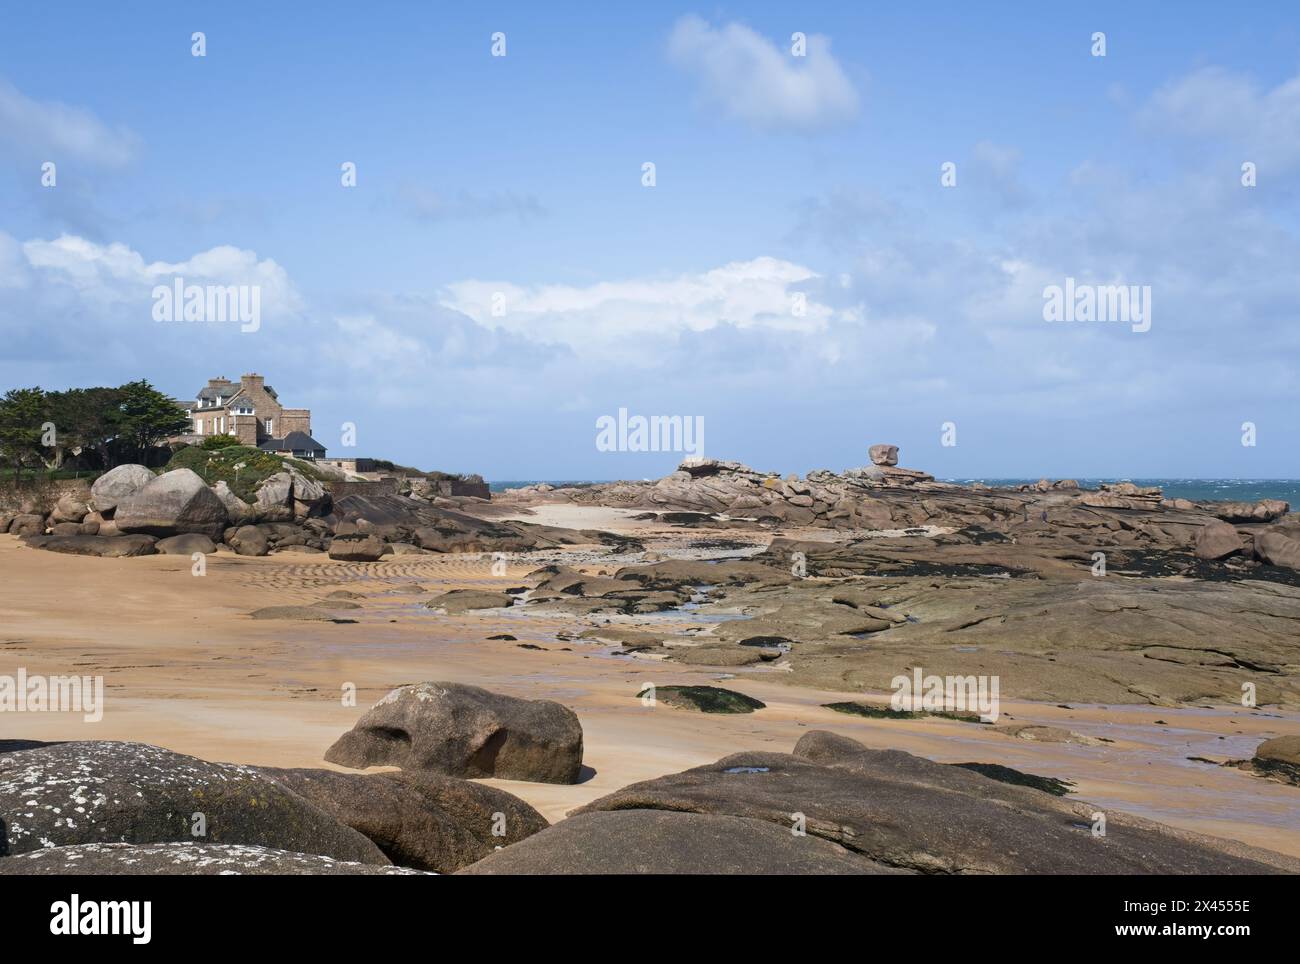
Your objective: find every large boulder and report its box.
[288,468,329,519]
[327,532,392,561]
[89,464,156,514]
[459,810,902,875]
[325,682,585,784]
[868,444,900,466]
[1256,526,1300,571]
[155,533,217,556]
[21,534,158,558]
[0,843,425,875]
[0,741,388,864]
[227,524,270,556]
[1251,735,1300,783]
[255,472,295,522]
[114,468,228,538]
[258,767,548,871]
[212,481,253,524]
[50,493,90,524]
[572,733,1291,874]
[8,513,45,537]
[1194,520,1244,560]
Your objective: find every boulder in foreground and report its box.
[258,767,548,871]
[114,468,228,538]
[0,741,387,864]
[458,810,903,875]
[325,682,584,784]
[0,843,425,875]
[89,464,155,514]
[572,732,1293,874]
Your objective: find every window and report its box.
[194,419,202,434]
[266,418,274,436]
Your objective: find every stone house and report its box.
[180,374,326,459]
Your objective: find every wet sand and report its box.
[1,534,1297,857]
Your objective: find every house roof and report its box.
[196,386,249,406]
[259,431,326,454]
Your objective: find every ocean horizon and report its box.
[490,478,1300,504]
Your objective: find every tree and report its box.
[0,387,50,481]
[114,380,189,463]
[46,386,124,469]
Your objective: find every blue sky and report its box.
[1,2,1298,478]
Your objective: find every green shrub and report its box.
[200,435,244,451]
[165,444,331,503]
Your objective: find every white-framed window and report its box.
[194,419,202,434]
[266,418,274,436]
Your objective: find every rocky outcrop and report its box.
[0,741,388,863]
[325,682,584,784]
[1210,499,1291,523]
[1079,481,1164,511]
[114,468,228,538]
[89,464,155,514]
[572,734,1292,874]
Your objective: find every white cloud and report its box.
[20,235,302,317]
[440,256,839,364]
[1141,66,1300,171]
[667,16,858,130]
[0,78,139,167]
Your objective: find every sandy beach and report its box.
[4,526,1297,857]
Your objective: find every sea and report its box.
[490,479,1300,504]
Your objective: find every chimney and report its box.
[241,373,264,390]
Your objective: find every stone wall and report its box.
[433,480,490,499]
